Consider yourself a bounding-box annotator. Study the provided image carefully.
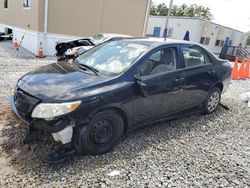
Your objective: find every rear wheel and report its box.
[80,110,124,155]
[203,87,221,114]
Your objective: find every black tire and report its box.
[80,110,124,155]
[202,87,221,114]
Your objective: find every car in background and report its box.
[55,33,132,61]
[0,30,13,42]
[9,38,231,162]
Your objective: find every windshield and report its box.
[90,34,109,45]
[76,41,148,76]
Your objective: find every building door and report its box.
[153,27,161,37]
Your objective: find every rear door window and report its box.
[181,46,211,68]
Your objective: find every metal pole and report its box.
[143,0,152,37]
[44,0,48,33]
[164,0,174,40]
[42,0,48,55]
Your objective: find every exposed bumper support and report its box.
[34,119,69,134]
[9,95,68,130]
[8,95,79,163]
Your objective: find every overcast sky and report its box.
[152,0,250,32]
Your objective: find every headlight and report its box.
[31,101,81,119]
[65,48,77,56]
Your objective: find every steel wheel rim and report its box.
[207,92,220,112]
[89,119,115,146]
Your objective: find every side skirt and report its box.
[129,106,202,132]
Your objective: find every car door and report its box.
[131,46,186,125]
[180,45,219,108]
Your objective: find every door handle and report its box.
[175,78,185,83]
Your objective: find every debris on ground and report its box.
[108,170,121,177]
[240,91,250,108]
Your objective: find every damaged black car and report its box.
[55,33,132,61]
[9,39,231,163]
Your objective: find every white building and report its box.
[0,0,150,56]
[147,16,248,55]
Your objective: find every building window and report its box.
[200,37,205,44]
[220,40,224,47]
[4,0,8,9]
[215,40,230,47]
[215,40,220,46]
[200,37,210,45]
[23,0,31,8]
[205,37,210,45]
[168,28,174,38]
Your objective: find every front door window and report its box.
[139,47,177,76]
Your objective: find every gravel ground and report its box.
[0,41,249,187]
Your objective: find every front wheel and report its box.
[79,110,124,155]
[202,87,221,114]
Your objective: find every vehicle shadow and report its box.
[0,104,228,179]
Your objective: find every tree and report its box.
[247,32,250,46]
[150,3,213,21]
[150,3,158,16]
[157,3,168,16]
[150,3,168,16]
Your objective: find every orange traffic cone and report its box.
[13,38,19,49]
[231,57,239,79]
[37,42,45,58]
[244,58,250,79]
[238,58,246,79]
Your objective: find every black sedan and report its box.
[9,39,231,162]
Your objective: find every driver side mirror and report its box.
[134,75,148,98]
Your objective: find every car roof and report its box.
[57,33,132,44]
[114,37,211,53]
[101,33,133,38]
[127,38,216,60]
[123,37,199,46]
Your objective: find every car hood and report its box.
[65,46,93,56]
[56,37,91,44]
[18,61,111,102]
[75,46,93,51]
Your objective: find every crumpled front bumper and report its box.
[9,96,78,162]
[8,95,32,125]
[8,95,67,131]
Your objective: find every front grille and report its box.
[14,88,40,118]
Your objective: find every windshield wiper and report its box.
[74,60,99,76]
